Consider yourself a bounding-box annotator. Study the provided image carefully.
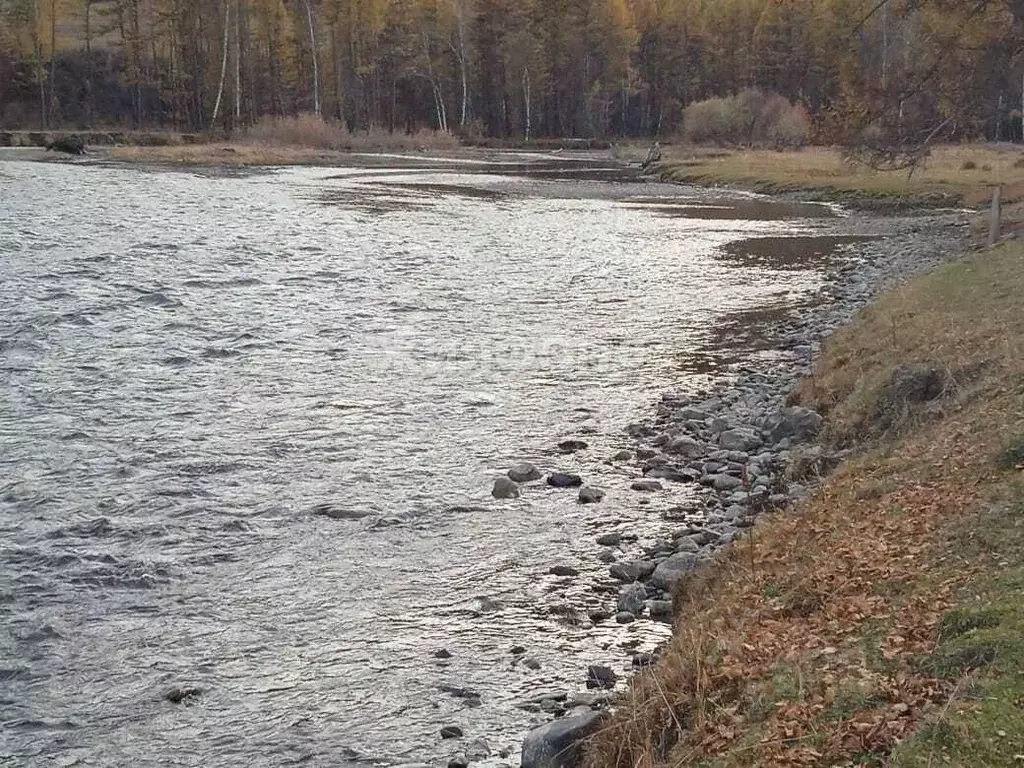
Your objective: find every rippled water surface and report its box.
[1,154,838,765]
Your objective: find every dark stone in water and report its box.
[632,653,658,669]
[165,685,202,704]
[585,665,618,689]
[595,532,621,547]
[644,466,699,483]
[557,439,589,453]
[441,725,464,739]
[447,753,469,768]
[547,472,583,488]
[577,486,605,504]
[549,565,580,577]
[631,479,664,492]
[433,649,453,659]
[588,609,611,623]
[511,645,527,655]
[311,503,374,520]
[439,684,480,700]
[523,657,542,670]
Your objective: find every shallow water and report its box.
[1,154,846,765]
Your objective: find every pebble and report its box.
[441,726,464,739]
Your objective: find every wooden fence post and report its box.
[988,185,1002,247]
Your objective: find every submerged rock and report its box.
[549,565,580,577]
[521,710,604,768]
[165,685,202,704]
[595,532,621,546]
[557,439,589,453]
[508,463,543,482]
[578,486,605,504]
[441,725,464,739]
[492,476,521,499]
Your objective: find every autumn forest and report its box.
[1,0,1023,143]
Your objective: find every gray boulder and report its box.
[492,477,521,499]
[651,552,701,591]
[611,450,634,462]
[521,710,604,768]
[718,429,762,452]
[615,611,636,624]
[767,407,823,444]
[665,436,703,458]
[509,463,543,483]
[609,560,656,583]
[712,474,744,492]
[578,486,606,504]
[617,583,647,616]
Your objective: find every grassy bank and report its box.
[585,240,1024,766]
[656,145,1024,210]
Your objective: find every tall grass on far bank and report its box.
[583,241,1024,766]
[242,113,459,152]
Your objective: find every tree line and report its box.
[1,0,1022,142]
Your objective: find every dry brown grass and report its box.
[110,114,459,165]
[584,242,1024,767]
[657,144,1024,208]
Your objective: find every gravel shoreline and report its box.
[504,206,973,767]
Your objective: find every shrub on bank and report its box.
[682,89,809,148]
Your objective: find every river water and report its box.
[1,152,843,765]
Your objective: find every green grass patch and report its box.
[890,490,1024,767]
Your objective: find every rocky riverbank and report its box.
[496,207,974,766]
